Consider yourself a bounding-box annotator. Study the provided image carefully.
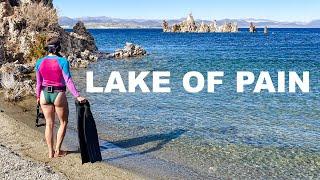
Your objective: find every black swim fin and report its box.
[76,100,102,164]
[35,103,45,127]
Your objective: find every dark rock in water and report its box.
[73,22,92,40]
[96,51,111,59]
[249,22,257,33]
[71,21,97,52]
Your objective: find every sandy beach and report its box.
[0,96,144,180]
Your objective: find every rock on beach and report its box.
[0,61,35,101]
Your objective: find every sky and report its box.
[54,0,320,22]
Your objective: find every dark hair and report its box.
[45,37,61,54]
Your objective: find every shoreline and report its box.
[0,95,144,180]
[0,93,210,179]
[62,27,320,30]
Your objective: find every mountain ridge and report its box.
[59,16,320,29]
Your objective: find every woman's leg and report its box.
[53,92,69,157]
[40,91,55,158]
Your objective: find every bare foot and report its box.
[48,150,54,159]
[54,150,67,158]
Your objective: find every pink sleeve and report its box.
[36,71,43,98]
[62,62,80,98]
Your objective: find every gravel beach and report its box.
[0,144,66,180]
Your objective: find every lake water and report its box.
[68,29,320,178]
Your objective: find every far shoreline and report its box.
[62,27,320,30]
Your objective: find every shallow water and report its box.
[68,29,320,178]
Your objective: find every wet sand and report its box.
[0,94,144,180]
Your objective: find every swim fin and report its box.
[35,103,45,127]
[76,100,102,164]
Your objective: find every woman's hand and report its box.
[37,98,40,105]
[77,96,87,103]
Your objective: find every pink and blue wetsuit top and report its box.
[35,55,80,98]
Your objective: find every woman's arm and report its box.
[62,60,80,98]
[36,70,43,99]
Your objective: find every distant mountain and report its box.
[59,16,320,29]
[59,17,78,28]
[307,20,320,27]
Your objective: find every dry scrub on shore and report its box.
[19,2,58,32]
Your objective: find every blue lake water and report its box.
[68,28,320,177]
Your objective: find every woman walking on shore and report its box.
[35,38,86,158]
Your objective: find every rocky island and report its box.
[107,42,147,59]
[163,13,238,33]
[249,22,257,33]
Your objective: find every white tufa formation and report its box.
[163,13,238,33]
